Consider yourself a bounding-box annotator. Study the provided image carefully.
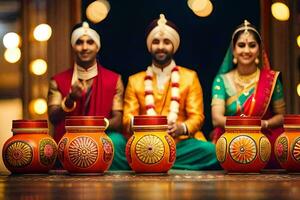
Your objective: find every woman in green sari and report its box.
[211,20,286,168]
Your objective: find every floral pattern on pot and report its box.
[165,135,176,163]
[292,137,300,162]
[259,137,271,162]
[125,136,135,164]
[135,135,164,164]
[39,138,58,166]
[4,141,33,168]
[101,138,113,163]
[276,136,288,163]
[69,136,98,168]
[58,138,68,162]
[216,137,227,163]
[229,135,257,164]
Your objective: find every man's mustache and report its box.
[154,50,168,54]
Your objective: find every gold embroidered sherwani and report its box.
[123,66,206,141]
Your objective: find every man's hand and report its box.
[167,121,185,138]
[69,80,87,100]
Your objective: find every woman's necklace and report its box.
[234,68,259,95]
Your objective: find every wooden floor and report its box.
[1,170,300,199]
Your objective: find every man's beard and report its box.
[151,51,173,66]
[76,56,96,69]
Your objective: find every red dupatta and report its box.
[242,69,279,117]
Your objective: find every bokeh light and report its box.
[188,0,209,11]
[86,0,110,23]
[33,24,52,41]
[30,59,47,75]
[194,1,213,17]
[4,48,21,63]
[30,98,47,115]
[3,32,20,48]
[271,2,290,21]
[297,35,300,48]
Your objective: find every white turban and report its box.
[71,21,101,50]
[146,14,180,53]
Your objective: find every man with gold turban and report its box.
[123,14,219,170]
[47,21,130,170]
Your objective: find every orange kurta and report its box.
[123,66,206,141]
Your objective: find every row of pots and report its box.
[3,114,300,174]
[2,116,176,174]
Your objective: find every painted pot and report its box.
[125,115,176,173]
[58,116,113,173]
[216,116,271,173]
[2,120,58,173]
[275,115,300,171]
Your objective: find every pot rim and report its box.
[12,120,48,129]
[284,115,300,126]
[225,116,261,126]
[133,115,167,126]
[65,116,107,127]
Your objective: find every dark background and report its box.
[81,0,260,138]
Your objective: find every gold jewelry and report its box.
[232,20,261,41]
[265,120,269,129]
[262,120,269,129]
[181,123,188,136]
[233,68,259,91]
[61,96,76,112]
[233,57,237,64]
[255,58,259,65]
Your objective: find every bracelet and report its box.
[264,120,269,129]
[61,96,76,113]
[181,123,189,136]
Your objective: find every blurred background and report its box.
[0,0,299,171]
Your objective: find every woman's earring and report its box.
[255,58,259,65]
[233,57,237,64]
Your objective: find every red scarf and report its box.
[52,63,119,142]
[243,69,279,117]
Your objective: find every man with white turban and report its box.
[48,21,130,170]
[123,14,219,170]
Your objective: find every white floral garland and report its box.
[144,66,180,123]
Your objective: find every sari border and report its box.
[261,71,279,116]
[247,70,279,116]
[226,82,257,106]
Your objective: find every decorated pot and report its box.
[215,116,271,173]
[2,120,58,173]
[274,115,300,171]
[125,115,176,173]
[57,116,113,173]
